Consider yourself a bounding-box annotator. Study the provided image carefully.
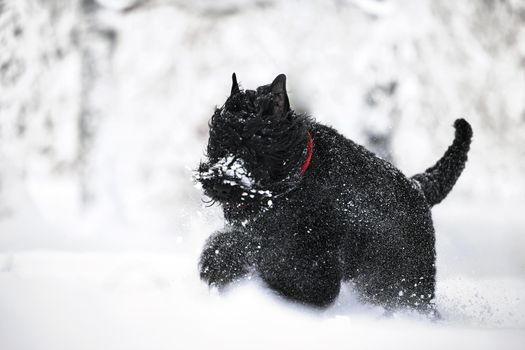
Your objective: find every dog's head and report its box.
[196,73,311,219]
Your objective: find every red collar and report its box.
[299,132,313,176]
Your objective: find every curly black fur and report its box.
[196,73,472,314]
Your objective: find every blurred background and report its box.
[1,1,525,349]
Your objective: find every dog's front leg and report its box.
[256,203,342,307]
[199,228,260,288]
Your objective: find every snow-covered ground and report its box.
[1,193,524,349]
[1,0,525,349]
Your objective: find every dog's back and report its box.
[284,122,436,308]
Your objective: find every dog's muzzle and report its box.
[195,155,273,203]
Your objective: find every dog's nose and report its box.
[212,183,232,200]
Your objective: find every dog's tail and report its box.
[411,119,473,207]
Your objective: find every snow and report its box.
[197,155,256,190]
[1,198,524,350]
[1,0,525,349]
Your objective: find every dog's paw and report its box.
[199,232,253,287]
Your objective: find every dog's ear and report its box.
[231,73,240,95]
[270,74,290,116]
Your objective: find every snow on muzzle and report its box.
[195,155,273,202]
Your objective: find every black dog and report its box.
[196,73,472,314]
